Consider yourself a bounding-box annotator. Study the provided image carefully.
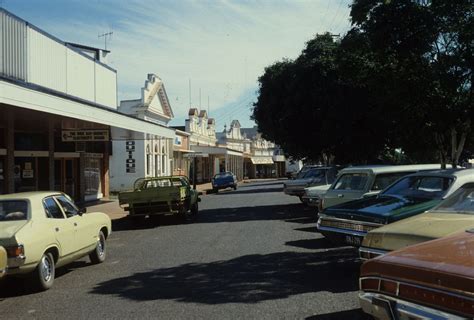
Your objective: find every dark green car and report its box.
[317,170,464,247]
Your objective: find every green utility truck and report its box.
[118,176,200,221]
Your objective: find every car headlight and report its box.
[362,232,383,248]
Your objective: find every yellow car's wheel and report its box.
[33,252,55,291]
[89,230,106,264]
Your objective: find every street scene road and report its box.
[0,180,369,320]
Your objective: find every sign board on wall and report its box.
[62,130,109,142]
[184,153,208,158]
[126,140,136,173]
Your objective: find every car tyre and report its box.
[191,202,198,215]
[233,185,237,190]
[33,252,55,291]
[89,230,107,264]
[213,188,218,193]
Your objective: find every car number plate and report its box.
[344,235,362,246]
[372,297,397,320]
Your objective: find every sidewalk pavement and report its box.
[85,178,285,220]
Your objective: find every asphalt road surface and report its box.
[0,180,370,320]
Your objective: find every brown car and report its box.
[359,229,473,319]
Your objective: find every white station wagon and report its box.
[0,191,111,290]
[320,164,446,210]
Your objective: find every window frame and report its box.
[43,196,66,219]
[54,195,80,218]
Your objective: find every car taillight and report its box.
[399,283,473,317]
[6,245,24,258]
[360,278,380,291]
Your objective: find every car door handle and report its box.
[338,194,344,198]
[55,227,60,232]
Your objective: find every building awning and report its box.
[1,80,175,139]
[251,157,274,165]
[191,145,243,157]
[273,155,286,162]
[174,148,195,153]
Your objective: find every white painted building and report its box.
[241,127,286,178]
[109,74,175,192]
[0,8,173,201]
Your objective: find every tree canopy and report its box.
[252,0,473,167]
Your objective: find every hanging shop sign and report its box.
[62,130,109,142]
[126,140,136,173]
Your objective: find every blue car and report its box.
[212,172,238,192]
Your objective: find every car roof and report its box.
[402,168,472,178]
[0,191,64,202]
[339,164,445,175]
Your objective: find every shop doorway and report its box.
[54,158,79,200]
[0,157,5,194]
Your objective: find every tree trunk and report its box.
[450,121,470,168]
[451,128,457,168]
[435,133,447,169]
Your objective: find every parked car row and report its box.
[286,164,473,318]
[318,169,471,248]
[291,165,474,319]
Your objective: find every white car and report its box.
[321,164,448,210]
[0,191,112,290]
[301,184,331,208]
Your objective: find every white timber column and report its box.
[48,117,55,190]
[6,109,14,193]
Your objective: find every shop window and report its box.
[84,157,102,197]
[14,133,48,151]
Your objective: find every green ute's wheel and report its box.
[191,202,199,215]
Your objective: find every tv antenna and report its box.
[98,32,113,50]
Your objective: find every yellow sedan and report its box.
[0,191,111,290]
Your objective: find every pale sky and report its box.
[4,0,352,130]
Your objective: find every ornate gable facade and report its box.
[119,73,174,126]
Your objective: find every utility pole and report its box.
[98,32,113,50]
[199,88,202,110]
[188,79,192,108]
[207,96,210,116]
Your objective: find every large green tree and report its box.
[252,34,392,164]
[351,0,473,167]
[253,0,473,166]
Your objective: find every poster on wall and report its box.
[22,169,34,178]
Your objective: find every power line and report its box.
[328,0,345,32]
